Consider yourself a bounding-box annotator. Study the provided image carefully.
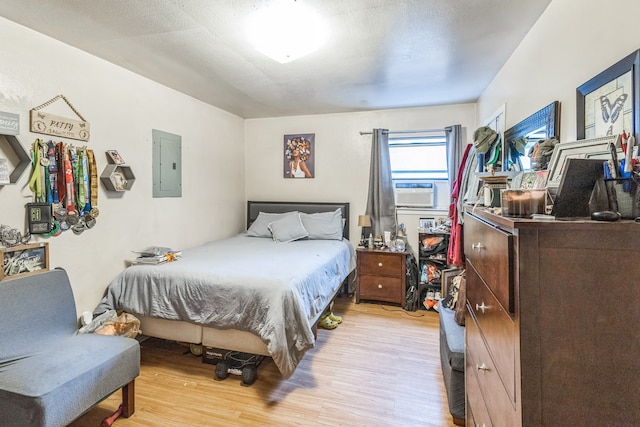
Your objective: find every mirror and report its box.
[504,101,560,171]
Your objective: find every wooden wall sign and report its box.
[0,111,19,135]
[30,95,90,142]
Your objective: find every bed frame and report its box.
[138,201,351,357]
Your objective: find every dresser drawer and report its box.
[358,275,402,303]
[466,359,493,427]
[358,252,402,277]
[464,213,514,312]
[466,315,517,427]
[467,265,516,403]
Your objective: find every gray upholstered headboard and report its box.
[246,201,350,240]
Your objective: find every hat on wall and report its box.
[473,126,498,154]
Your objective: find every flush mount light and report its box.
[246,1,329,64]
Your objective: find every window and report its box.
[389,132,448,180]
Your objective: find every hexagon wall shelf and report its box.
[0,134,31,184]
[100,164,135,191]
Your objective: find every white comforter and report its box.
[94,234,356,377]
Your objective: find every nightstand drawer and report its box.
[358,252,402,277]
[358,275,402,303]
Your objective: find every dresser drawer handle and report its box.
[471,242,484,251]
[476,424,487,427]
[377,262,383,267]
[476,363,490,372]
[476,302,487,314]
[378,284,383,289]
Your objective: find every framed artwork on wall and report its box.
[577,50,640,141]
[1,242,49,281]
[283,133,315,178]
[107,150,125,165]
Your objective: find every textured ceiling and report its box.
[0,0,551,119]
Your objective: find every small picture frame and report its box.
[519,171,537,190]
[1,242,49,281]
[107,150,125,165]
[546,135,618,189]
[419,217,436,230]
[441,267,464,297]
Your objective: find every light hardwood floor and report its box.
[70,296,456,427]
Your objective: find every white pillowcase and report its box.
[246,211,297,237]
[300,209,343,240]
[268,213,309,243]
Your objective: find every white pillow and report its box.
[247,211,297,237]
[268,213,309,243]
[300,209,343,240]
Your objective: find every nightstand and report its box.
[356,248,407,305]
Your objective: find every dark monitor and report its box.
[551,158,604,218]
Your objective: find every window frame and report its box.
[388,132,448,181]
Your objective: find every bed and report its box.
[93,201,355,378]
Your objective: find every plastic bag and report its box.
[95,312,141,338]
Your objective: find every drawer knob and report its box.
[378,284,383,289]
[477,363,490,372]
[377,262,383,267]
[476,302,487,313]
[472,242,484,251]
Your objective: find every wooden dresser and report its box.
[356,248,406,305]
[464,209,640,426]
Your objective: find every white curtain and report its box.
[365,129,396,239]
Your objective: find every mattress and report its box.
[94,233,355,378]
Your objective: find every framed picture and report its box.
[546,135,617,189]
[419,217,435,230]
[518,171,537,190]
[107,150,125,165]
[1,242,49,281]
[441,267,464,297]
[577,50,640,141]
[283,133,314,178]
[532,170,549,190]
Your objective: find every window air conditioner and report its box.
[394,181,435,208]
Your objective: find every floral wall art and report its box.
[283,133,314,178]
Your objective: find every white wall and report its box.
[244,104,477,256]
[0,17,246,315]
[478,0,640,142]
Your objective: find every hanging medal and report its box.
[47,141,59,203]
[86,149,100,219]
[64,146,79,225]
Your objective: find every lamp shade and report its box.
[358,214,371,227]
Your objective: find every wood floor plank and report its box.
[69,296,458,426]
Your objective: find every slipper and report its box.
[328,312,342,324]
[318,314,338,330]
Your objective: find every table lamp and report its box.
[358,214,371,244]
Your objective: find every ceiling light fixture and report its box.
[246,1,329,64]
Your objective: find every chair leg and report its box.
[121,380,135,418]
